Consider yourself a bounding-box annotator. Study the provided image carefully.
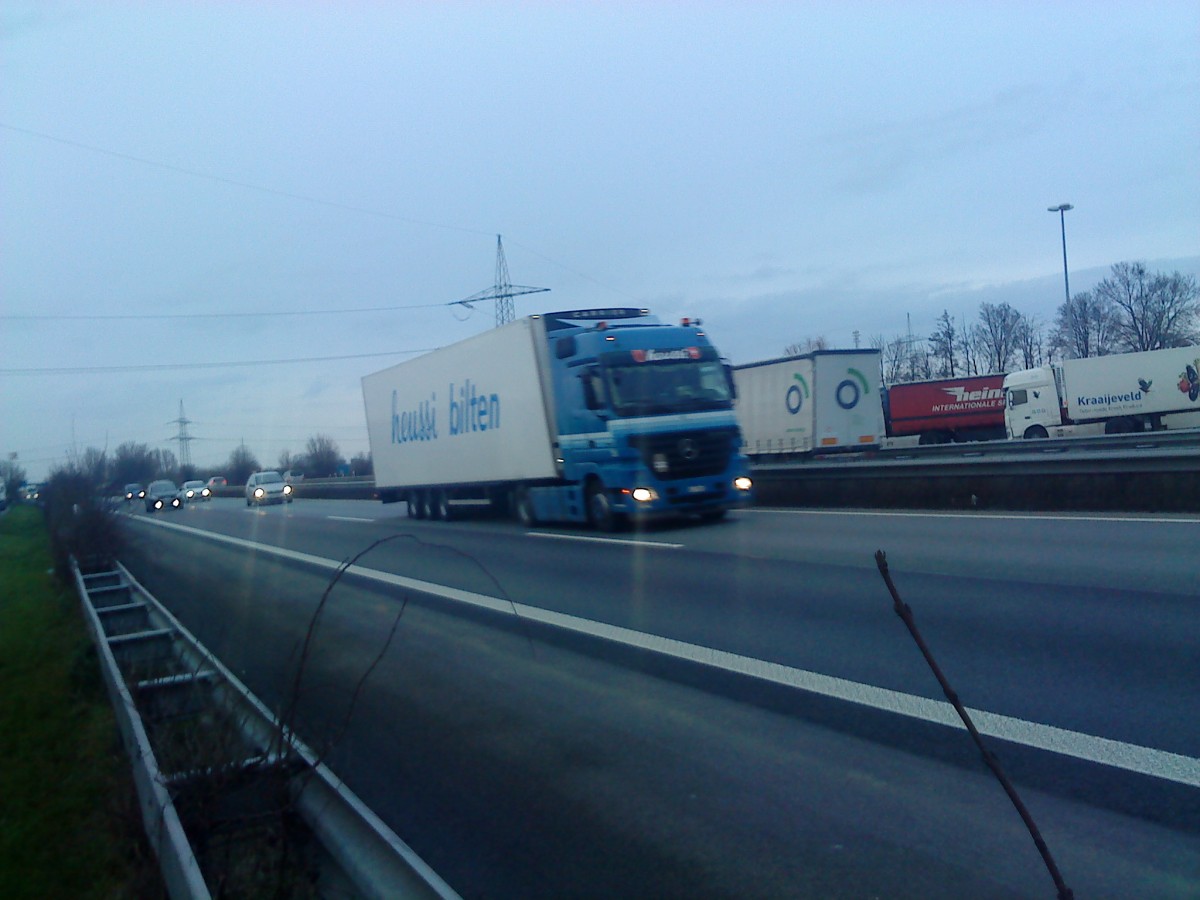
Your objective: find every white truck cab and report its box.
[1005,366,1060,439]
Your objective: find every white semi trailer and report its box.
[362,308,753,529]
[1004,345,1200,439]
[732,350,885,456]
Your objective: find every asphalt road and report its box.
[117,498,1200,898]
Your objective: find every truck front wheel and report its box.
[514,487,538,527]
[1023,425,1048,439]
[587,481,621,532]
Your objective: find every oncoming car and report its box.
[144,480,182,512]
[245,470,294,506]
[124,483,146,502]
[179,480,211,503]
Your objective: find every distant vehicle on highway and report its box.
[145,480,182,512]
[21,483,42,502]
[284,470,305,485]
[124,483,146,502]
[179,480,211,503]
[245,471,294,506]
[206,476,227,491]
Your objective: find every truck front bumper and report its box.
[615,472,753,520]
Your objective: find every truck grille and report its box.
[628,427,737,480]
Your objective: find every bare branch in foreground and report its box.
[875,549,1074,900]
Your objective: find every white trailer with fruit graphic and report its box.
[1004,345,1200,439]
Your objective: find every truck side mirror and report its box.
[724,363,738,400]
[580,370,604,411]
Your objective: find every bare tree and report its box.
[1015,315,1045,369]
[783,336,829,355]
[112,441,157,487]
[880,334,907,383]
[1097,262,1200,352]
[1,458,28,501]
[960,315,979,376]
[72,446,109,489]
[928,310,957,378]
[152,448,179,480]
[305,434,343,477]
[226,443,260,485]
[1051,291,1117,359]
[349,452,373,477]
[973,302,1024,373]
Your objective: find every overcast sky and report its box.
[3,1,1197,482]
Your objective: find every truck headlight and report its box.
[652,453,670,474]
[734,476,753,492]
[631,487,659,503]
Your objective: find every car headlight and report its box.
[631,487,659,503]
[154,499,163,510]
[254,487,265,498]
[734,476,753,492]
[172,497,181,507]
[126,492,133,500]
[186,490,195,498]
[139,490,146,498]
[283,484,292,495]
[202,488,210,497]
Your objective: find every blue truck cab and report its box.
[523,308,753,528]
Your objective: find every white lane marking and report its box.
[327,516,375,523]
[527,532,684,550]
[751,508,1200,526]
[133,516,1200,788]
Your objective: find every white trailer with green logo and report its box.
[732,350,885,456]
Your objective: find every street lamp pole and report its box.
[1048,203,1073,305]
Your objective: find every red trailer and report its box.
[884,374,1007,444]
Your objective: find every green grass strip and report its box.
[0,507,157,898]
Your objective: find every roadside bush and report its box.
[42,466,124,577]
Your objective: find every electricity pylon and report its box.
[167,400,194,469]
[451,235,549,327]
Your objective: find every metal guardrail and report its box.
[206,430,1200,512]
[71,557,461,900]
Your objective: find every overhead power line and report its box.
[0,349,435,376]
[0,301,450,322]
[1,122,647,308]
[0,122,493,238]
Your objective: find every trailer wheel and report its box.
[587,481,620,532]
[432,490,451,521]
[514,487,538,527]
[1104,417,1136,434]
[410,491,429,519]
[1023,425,1048,439]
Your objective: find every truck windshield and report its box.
[604,360,733,417]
